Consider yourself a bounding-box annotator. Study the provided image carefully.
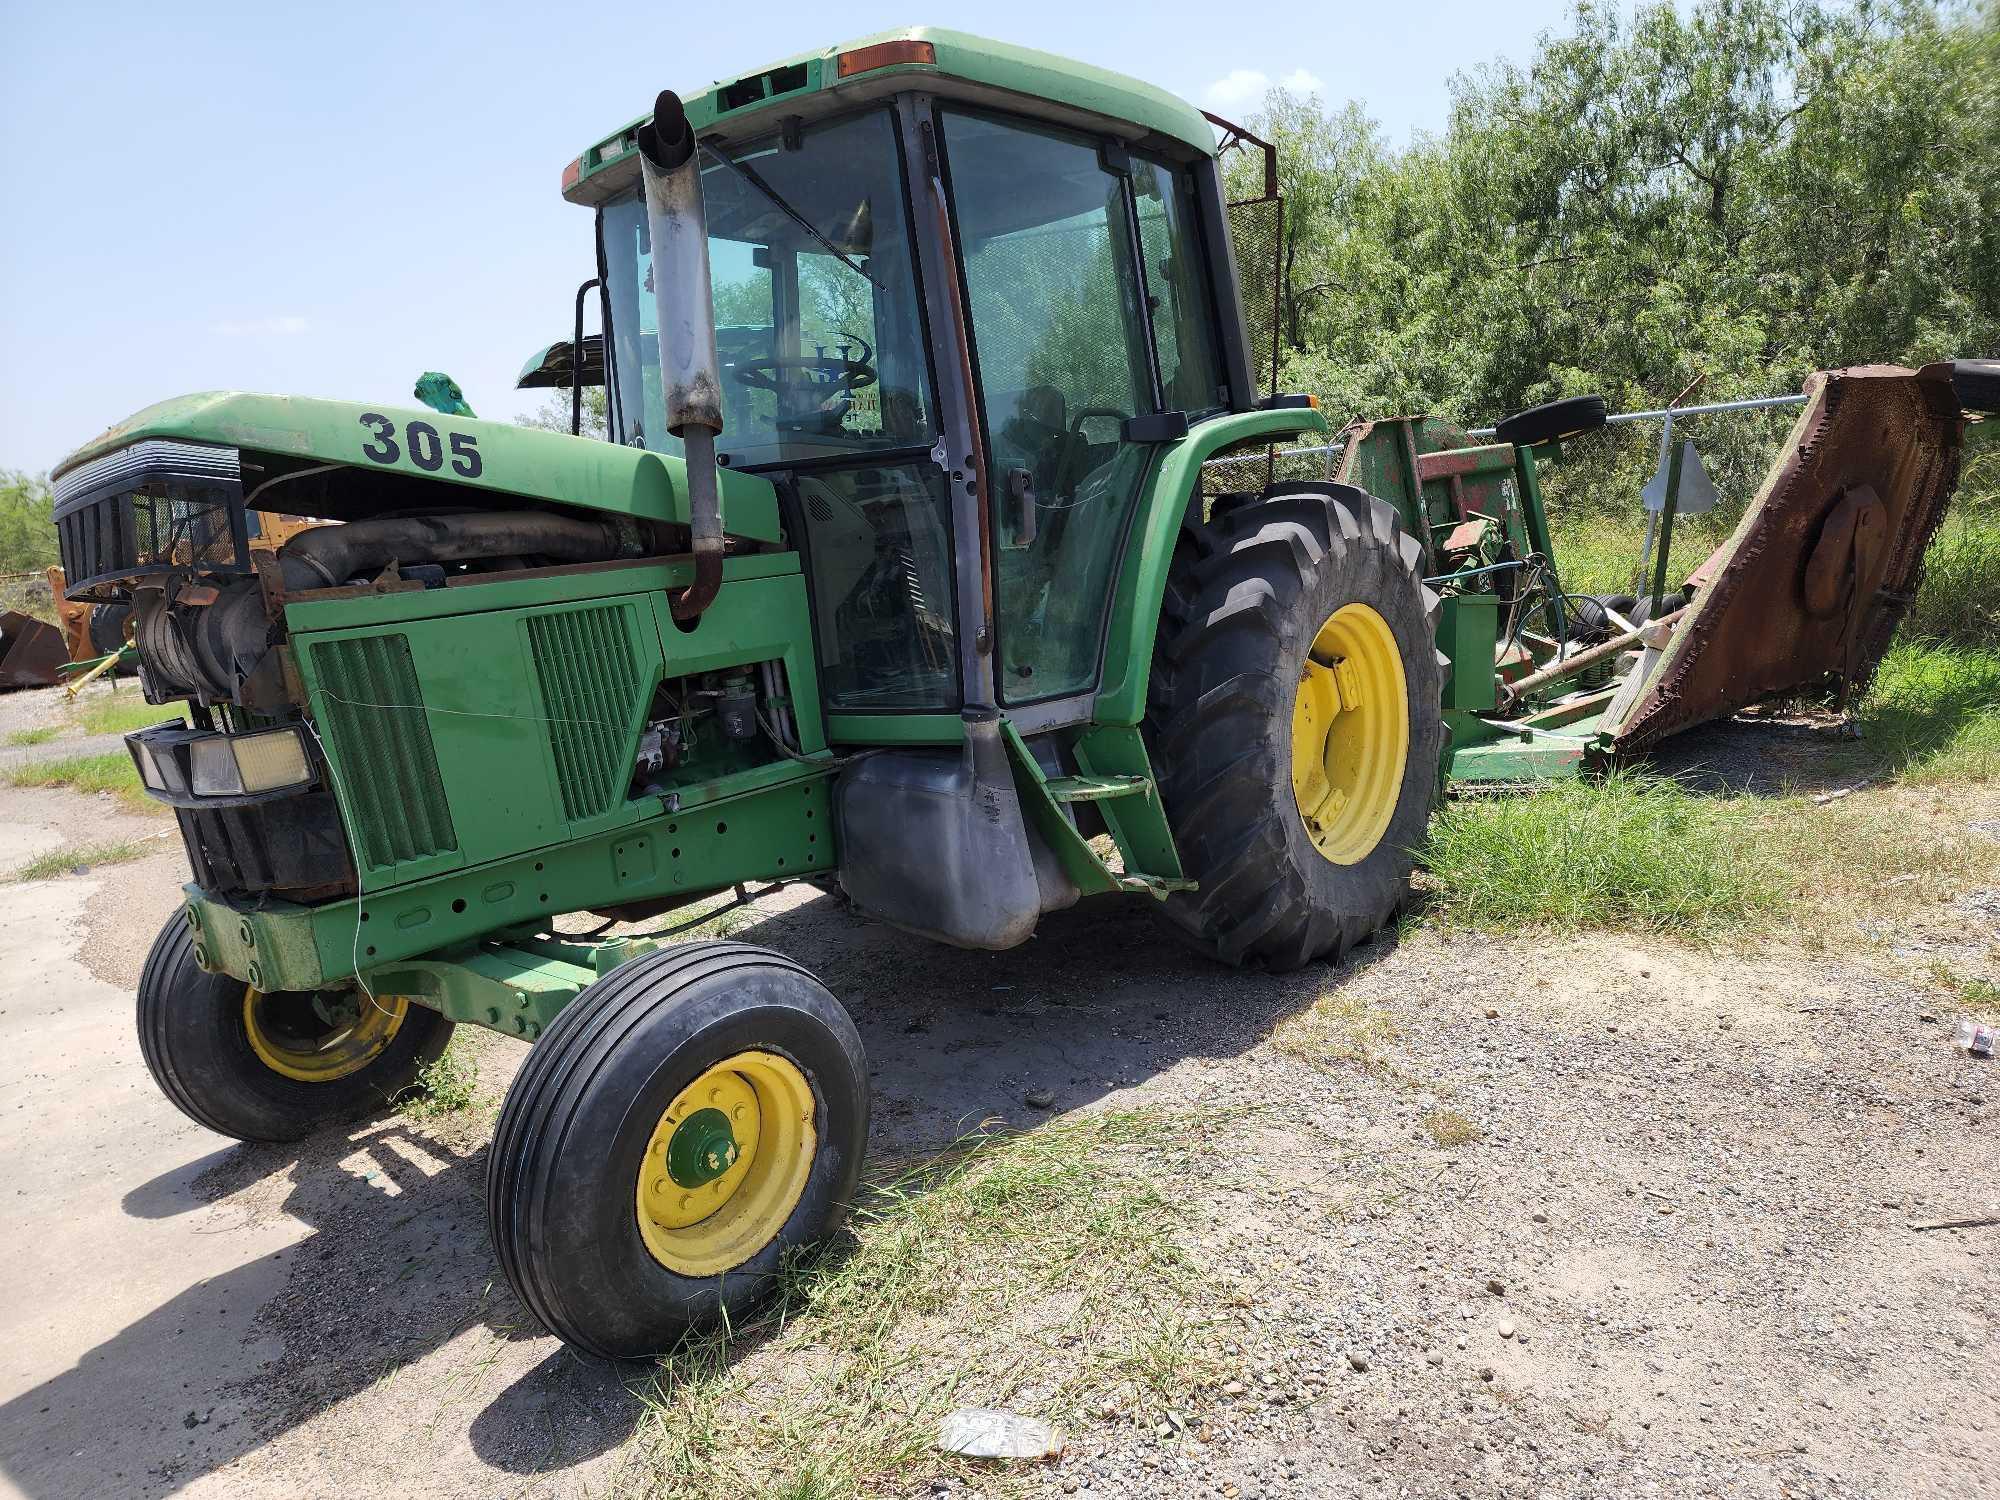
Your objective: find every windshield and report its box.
[602,107,935,468]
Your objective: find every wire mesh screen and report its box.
[1226,195,1283,402]
[1198,437,1347,517]
[52,440,247,595]
[960,215,1149,423]
[58,488,244,593]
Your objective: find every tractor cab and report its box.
[570,31,1251,722]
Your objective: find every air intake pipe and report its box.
[280,511,640,586]
[638,88,725,624]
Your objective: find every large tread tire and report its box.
[1148,483,1446,971]
[88,602,132,658]
[486,941,868,1360]
[136,915,452,1142]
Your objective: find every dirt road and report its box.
[0,753,1994,1499]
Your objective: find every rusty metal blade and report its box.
[1606,364,1966,754]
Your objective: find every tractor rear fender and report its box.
[1093,407,1328,725]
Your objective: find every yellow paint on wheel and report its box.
[243,987,408,1082]
[636,1050,816,1278]
[1291,602,1409,864]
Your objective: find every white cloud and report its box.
[1202,67,1326,113]
[214,315,309,337]
[1203,68,1269,112]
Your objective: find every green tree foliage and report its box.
[0,471,58,574]
[518,386,610,440]
[1228,0,1999,510]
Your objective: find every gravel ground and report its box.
[0,727,1994,1500]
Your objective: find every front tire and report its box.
[486,942,868,1359]
[1148,483,1446,970]
[136,914,452,1142]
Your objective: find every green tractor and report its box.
[51,27,1984,1358]
[53,29,1437,1356]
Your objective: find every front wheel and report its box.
[486,942,869,1359]
[1148,483,1446,970]
[136,914,452,1142]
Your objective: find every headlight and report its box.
[132,740,168,792]
[190,736,242,795]
[232,728,315,794]
[189,728,313,796]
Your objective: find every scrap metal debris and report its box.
[0,610,67,690]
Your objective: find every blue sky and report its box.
[0,1,1579,473]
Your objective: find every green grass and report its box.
[2,751,159,814]
[13,838,148,880]
[5,726,57,746]
[1928,963,2000,1023]
[1904,508,2000,646]
[1424,771,1779,934]
[1546,507,1737,598]
[71,693,178,737]
[632,1110,1226,1500]
[398,1039,480,1119]
[1858,640,2000,784]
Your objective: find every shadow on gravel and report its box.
[1637,714,1875,797]
[1,885,1396,1497]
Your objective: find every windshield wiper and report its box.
[700,141,884,290]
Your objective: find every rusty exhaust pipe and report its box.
[638,89,724,623]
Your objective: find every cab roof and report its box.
[561,25,1219,206]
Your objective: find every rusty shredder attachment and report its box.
[1605,363,1976,754]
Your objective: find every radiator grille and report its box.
[526,604,645,822]
[52,441,247,596]
[309,634,459,872]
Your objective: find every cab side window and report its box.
[1132,156,1225,415]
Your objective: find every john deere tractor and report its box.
[54,29,1448,1356]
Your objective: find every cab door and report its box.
[937,109,1163,707]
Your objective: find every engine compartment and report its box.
[57,442,817,909]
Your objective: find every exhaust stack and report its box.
[638,89,724,623]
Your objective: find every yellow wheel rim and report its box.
[242,987,408,1083]
[636,1050,817,1278]
[1290,602,1410,865]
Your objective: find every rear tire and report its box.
[1148,483,1446,970]
[486,942,868,1359]
[136,914,451,1142]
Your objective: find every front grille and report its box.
[308,633,459,873]
[526,604,646,822]
[174,792,357,903]
[51,441,247,596]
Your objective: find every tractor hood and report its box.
[50,391,782,544]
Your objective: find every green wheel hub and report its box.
[666,1107,741,1188]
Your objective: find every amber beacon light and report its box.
[836,39,937,77]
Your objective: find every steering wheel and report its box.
[732,355,880,394]
[731,331,879,399]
